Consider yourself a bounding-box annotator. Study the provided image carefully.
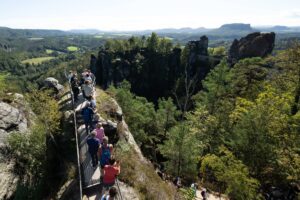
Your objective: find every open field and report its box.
[21,56,55,65]
[67,46,79,51]
[164,37,174,40]
[46,49,54,54]
[28,37,44,41]
[112,33,132,36]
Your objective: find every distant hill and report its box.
[101,27,210,35]
[1,24,300,40]
[68,29,102,34]
[0,27,70,38]
[255,25,300,33]
[149,27,209,34]
[219,23,253,31]
[206,23,257,36]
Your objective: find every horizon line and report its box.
[1,24,300,32]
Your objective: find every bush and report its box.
[200,146,261,200]
[8,123,47,184]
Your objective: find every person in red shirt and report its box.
[103,158,120,188]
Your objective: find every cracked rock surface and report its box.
[0,101,28,145]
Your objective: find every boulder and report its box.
[117,180,140,199]
[104,120,118,144]
[44,77,64,93]
[229,32,275,63]
[0,101,28,145]
[0,94,33,199]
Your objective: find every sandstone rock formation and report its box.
[44,77,64,94]
[95,35,216,102]
[0,93,32,200]
[186,36,210,80]
[229,32,275,63]
[0,99,29,146]
[0,156,18,200]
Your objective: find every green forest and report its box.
[103,35,300,199]
[0,27,300,200]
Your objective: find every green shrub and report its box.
[8,123,47,183]
[200,146,261,200]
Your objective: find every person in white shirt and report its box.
[81,80,94,100]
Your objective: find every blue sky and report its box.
[0,0,299,30]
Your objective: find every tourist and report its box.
[87,131,100,168]
[81,80,94,100]
[99,136,113,174]
[101,187,118,200]
[95,123,105,144]
[71,75,80,102]
[81,103,94,134]
[103,158,120,188]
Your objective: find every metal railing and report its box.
[65,70,123,200]
[65,70,83,200]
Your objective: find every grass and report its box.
[94,35,103,38]
[46,49,54,54]
[67,46,79,52]
[112,33,132,36]
[28,37,44,41]
[21,56,55,65]
[95,88,118,120]
[114,140,176,199]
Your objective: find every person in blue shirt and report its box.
[81,103,94,134]
[87,131,100,167]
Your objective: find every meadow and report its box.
[21,56,55,65]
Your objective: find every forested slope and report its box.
[95,33,300,199]
[0,30,299,199]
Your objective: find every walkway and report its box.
[71,89,124,200]
[70,92,102,200]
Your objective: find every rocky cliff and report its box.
[0,93,33,200]
[185,35,210,81]
[229,32,275,63]
[94,36,217,102]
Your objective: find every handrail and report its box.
[65,70,124,199]
[65,70,83,200]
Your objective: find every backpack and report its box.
[81,107,92,121]
[82,107,92,118]
[100,145,111,166]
